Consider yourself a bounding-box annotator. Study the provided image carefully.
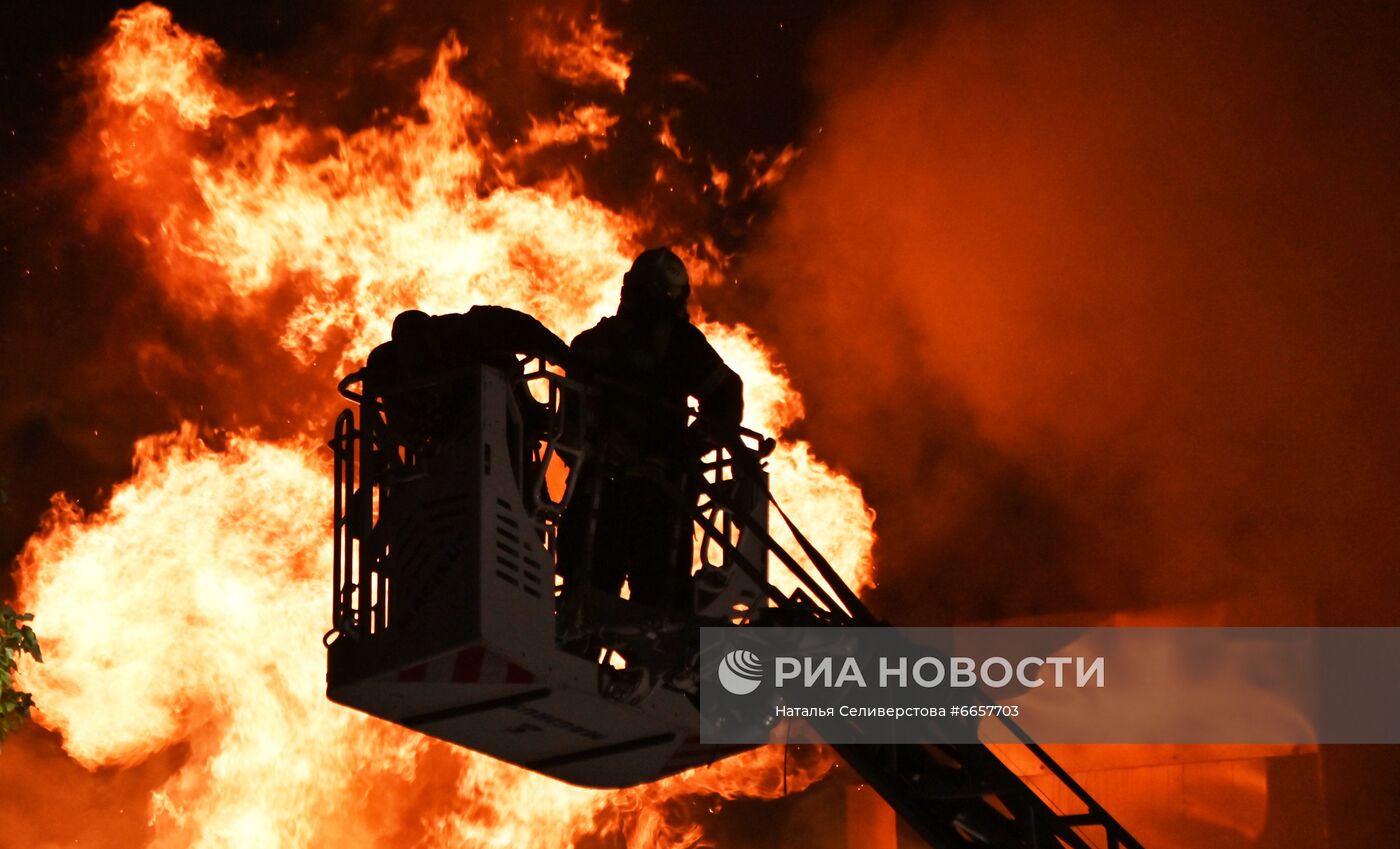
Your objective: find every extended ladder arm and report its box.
[695,474,1146,849]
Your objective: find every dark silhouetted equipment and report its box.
[326,299,1146,848]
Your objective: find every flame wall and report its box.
[3,3,856,846]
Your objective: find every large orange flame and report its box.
[15,4,870,846]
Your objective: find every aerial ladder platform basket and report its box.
[326,357,766,787]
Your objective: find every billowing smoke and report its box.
[743,0,1399,624]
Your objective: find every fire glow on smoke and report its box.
[15,5,873,847]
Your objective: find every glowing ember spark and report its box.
[17,4,873,846]
[708,160,733,202]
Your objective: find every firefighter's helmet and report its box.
[620,247,690,318]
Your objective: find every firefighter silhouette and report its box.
[557,247,744,613]
[365,306,569,458]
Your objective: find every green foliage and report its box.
[1,603,42,742]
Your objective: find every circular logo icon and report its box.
[717,649,765,695]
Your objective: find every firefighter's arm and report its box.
[463,305,572,366]
[693,362,743,442]
[680,323,743,443]
[691,360,765,483]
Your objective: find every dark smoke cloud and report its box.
[743,0,1400,625]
